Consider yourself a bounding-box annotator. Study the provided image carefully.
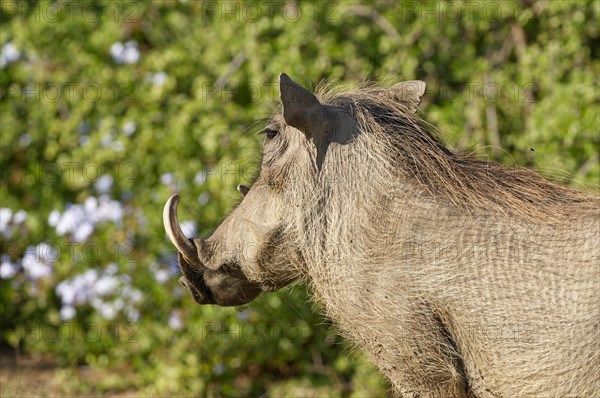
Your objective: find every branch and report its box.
[343,5,400,41]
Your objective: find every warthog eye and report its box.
[262,128,279,140]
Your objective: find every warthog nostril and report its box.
[178,276,188,288]
[178,275,213,305]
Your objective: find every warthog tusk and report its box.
[163,194,197,264]
[237,184,250,196]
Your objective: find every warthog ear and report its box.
[279,73,329,139]
[386,80,426,113]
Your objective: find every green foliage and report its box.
[0,0,597,395]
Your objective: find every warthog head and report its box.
[163,73,425,306]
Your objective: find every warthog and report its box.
[163,74,599,397]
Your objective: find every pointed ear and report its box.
[279,73,328,137]
[386,80,426,113]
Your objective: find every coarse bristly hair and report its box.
[311,82,598,223]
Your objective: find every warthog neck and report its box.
[302,191,599,397]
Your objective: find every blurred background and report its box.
[0,0,598,396]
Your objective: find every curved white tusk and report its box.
[163,194,197,263]
[237,184,250,197]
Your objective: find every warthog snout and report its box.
[163,194,262,306]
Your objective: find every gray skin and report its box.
[164,74,600,397]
